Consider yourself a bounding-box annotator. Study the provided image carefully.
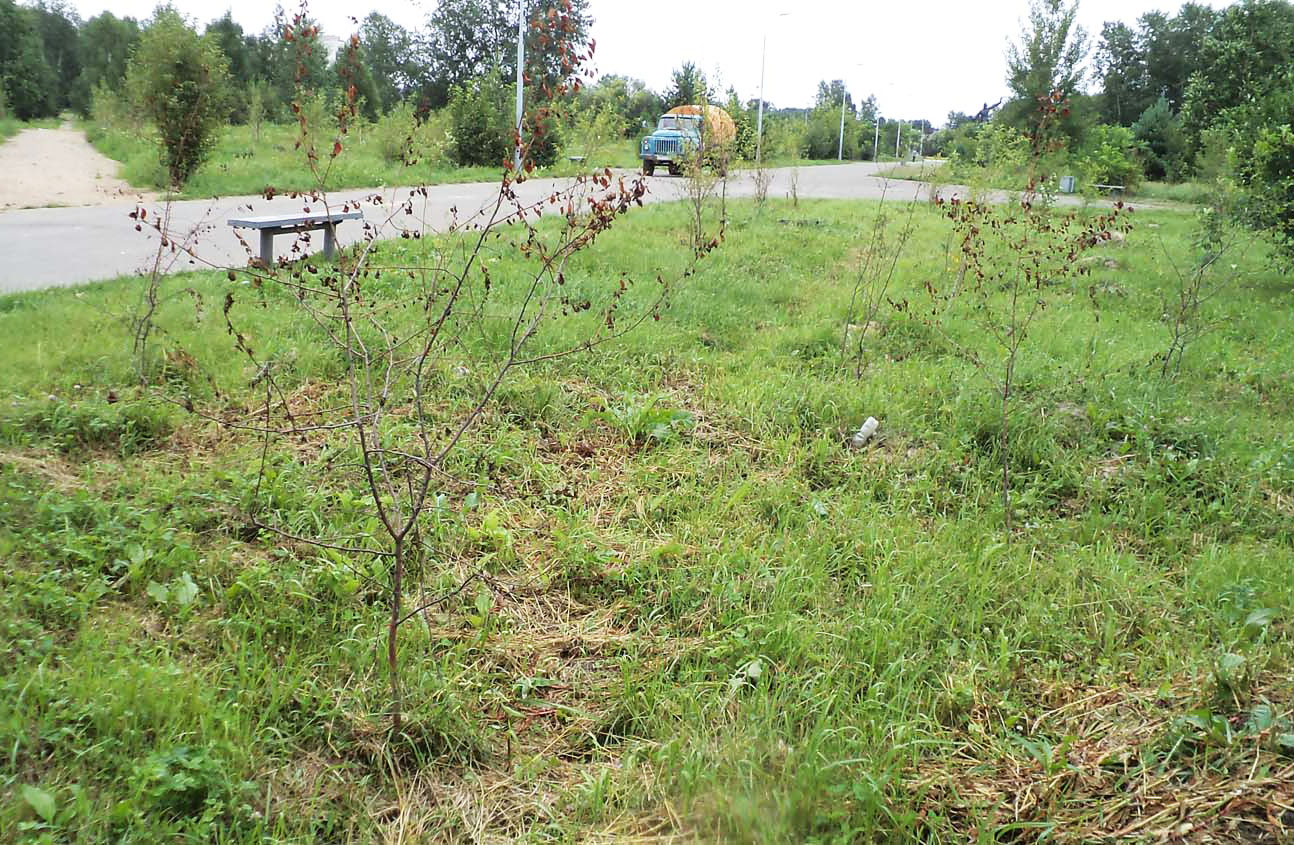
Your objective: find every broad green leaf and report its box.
[21,785,56,822]
[1218,652,1247,680]
[172,573,199,608]
[146,580,170,605]
[1245,703,1275,734]
[1243,607,1279,640]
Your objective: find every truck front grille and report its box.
[653,138,681,156]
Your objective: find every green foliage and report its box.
[1096,6,1219,125]
[1132,97,1186,181]
[1181,0,1294,159]
[0,0,58,120]
[725,90,756,160]
[133,745,253,822]
[372,101,451,166]
[422,0,592,109]
[126,9,232,186]
[1078,123,1144,188]
[665,61,707,109]
[29,1,84,113]
[594,395,694,445]
[1246,122,1294,261]
[76,11,141,116]
[331,43,381,123]
[804,111,850,161]
[448,69,512,168]
[1002,0,1089,141]
[1198,70,1294,263]
[358,12,420,113]
[580,74,662,137]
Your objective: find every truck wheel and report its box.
[668,164,682,176]
[642,161,655,176]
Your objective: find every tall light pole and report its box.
[755,12,790,167]
[838,87,847,160]
[873,113,881,161]
[837,63,862,161]
[514,2,525,173]
[895,120,902,160]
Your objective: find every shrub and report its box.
[126,9,232,186]
[524,105,563,168]
[1133,97,1187,181]
[448,70,512,168]
[1226,73,1294,263]
[373,101,453,168]
[1246,123,1294,261]
[1078,124,1144,189]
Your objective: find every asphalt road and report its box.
[0,162,936,294]
[0,160,1138,295]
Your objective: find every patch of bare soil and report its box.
[0,124,152,210]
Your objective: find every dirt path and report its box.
[0,124,152,211]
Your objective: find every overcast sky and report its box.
[64,0,1222,123]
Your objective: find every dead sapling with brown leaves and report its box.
[1156,182,1252,379]
[916,92,1133,537]
[840,177,923,378]
[131,1,712,739]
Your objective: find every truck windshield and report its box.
[657,116,681,130]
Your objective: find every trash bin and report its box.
[1059,175,1077,194]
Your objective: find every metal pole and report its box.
[514,2,524,172]
[756,34,766,166]
[874,114,881,161]
[838,85,846,160]
[895,120,901,160]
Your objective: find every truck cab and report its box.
[639,114,703,176]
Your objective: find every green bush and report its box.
[1133,97,1187,182]
[524,105,563,168]
[448,71,512,168]
[1247,123,1294,261]
[372,101,453,168]
[0,0,61,120]
[1225,73,1294,263]
[1078,124,1144,189]
[126,9,232,186]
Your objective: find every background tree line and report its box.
[921,0,1294,262]
[0,0,902,169]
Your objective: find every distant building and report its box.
[321,34,343,65]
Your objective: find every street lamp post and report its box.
[837,64,863,161]
[755,12,790,167]
[874,113,881,161]
[514,2,524,173]
[838,88,847,160]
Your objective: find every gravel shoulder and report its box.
[0,124,153,211]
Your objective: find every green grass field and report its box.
[2,197,1291,841]
[83,120,859,199]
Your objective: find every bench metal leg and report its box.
[259,230,274,266]
[323,224,337,259]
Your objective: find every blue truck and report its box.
[639,105,734,177]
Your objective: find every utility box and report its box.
[1059,175,1077,194]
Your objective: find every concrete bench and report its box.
[228,210,363,265]
[1093,184,1125,196]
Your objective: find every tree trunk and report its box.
[388,536,404,732]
